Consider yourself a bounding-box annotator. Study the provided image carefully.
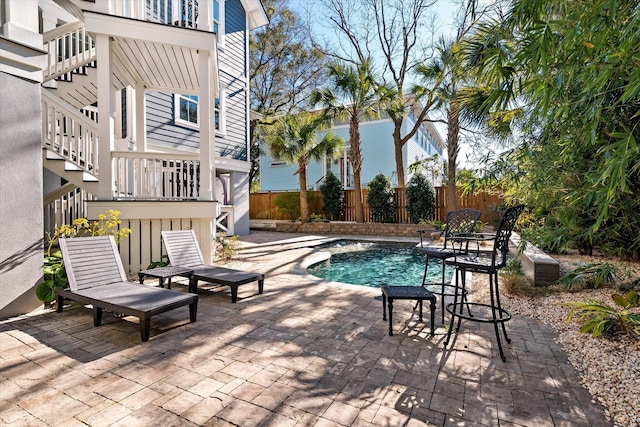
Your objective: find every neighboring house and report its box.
[0,0,267,319]
[259,108,445,191]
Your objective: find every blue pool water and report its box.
[307,241,454,288]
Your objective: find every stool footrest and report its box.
[445,302,511,324]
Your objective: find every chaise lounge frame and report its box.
[161,230,264,303]
[55,235,198,341]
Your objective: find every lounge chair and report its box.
[161,230,264,303]
[55,235,198,341]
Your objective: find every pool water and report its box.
[307,241,454,288]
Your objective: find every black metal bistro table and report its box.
[138,266,194,290]
[381,285,436,336]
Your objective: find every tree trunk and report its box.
[350,117,365,223]
[393,124,405,188]
[447,105,460,211]
[299,162,309,222]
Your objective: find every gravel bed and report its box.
[472,252,639,427]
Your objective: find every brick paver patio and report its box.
[0,231,611,426]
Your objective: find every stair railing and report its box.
[43,183,94,242]
[42,89,99,178]
[43,21,96,82]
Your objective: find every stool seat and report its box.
[381,285,436,336]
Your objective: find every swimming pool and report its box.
[307,240,454,288]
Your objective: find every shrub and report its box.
[367,174,395,223]
[274,192,301,220]
[499,258,532,295]
[319,170,344,220]
[310,213,328,222]
[405,173,435,224]
[563,290,640,337]
[558,262,621,290]
[38,210,132,304]
[215,233,239,262]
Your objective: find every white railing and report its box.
[43,21,96,82]
[43,183,94,243]
[42,89,99,177]
[91,0,202,28]
[217,205,234,235]
[112,151,201,199]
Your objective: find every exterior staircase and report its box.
[39,0,227,271]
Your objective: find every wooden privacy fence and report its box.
[250,187,504,224]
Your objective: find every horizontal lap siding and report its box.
[217,0,248,161]
[146,91,199,151]
[145,0,249,162]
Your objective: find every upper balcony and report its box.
[69,0,213,30]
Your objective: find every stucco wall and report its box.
[0,72,44,319]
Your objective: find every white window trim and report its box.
[173,86,226,135]
[215,0,225,49]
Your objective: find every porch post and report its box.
[95,34,114,199]
[198,50,215,201]
[134,82,147,151]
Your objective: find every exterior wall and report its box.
[145,0,249,162]
[260,117,443,191]
[0,72,44,319]
[143,0,252,235]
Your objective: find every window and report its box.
[214,0,224,45]
[175,89,225,133]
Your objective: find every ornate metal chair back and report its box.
[443,208,482,249]
[491,204,525,269]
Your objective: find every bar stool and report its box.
[444,204,525,362]
[415,208,481,323]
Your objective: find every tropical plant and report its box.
[249,0,326,189]
[366,174,395,223]
[38,210,132,304]
[317,0,489,188]
[463,0,640,259]
[405,173,435,223]
[558,262,621,290]
[266,113,344,222]
[310,58,392,223]
[563,290,640,337]
[319,170,344,220]
[413,37,483,212]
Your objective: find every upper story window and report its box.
[214,0,224,45]
[175,90,226,134]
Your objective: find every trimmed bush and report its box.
[405,173,435,223]
[320,170,344,220]
[367,174,395,223]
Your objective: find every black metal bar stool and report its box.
[443,204,525,362]
[415,208,481,323]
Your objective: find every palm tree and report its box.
[310,59,391,223]
[413,38,473,211]
[267,113,344,222]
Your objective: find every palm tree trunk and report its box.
[299,162,309,222]
[350,118,364,223]
[393,125,405,188]
[447,105,460,211]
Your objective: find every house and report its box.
[0,0,267,319]
[259,107,445,191]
